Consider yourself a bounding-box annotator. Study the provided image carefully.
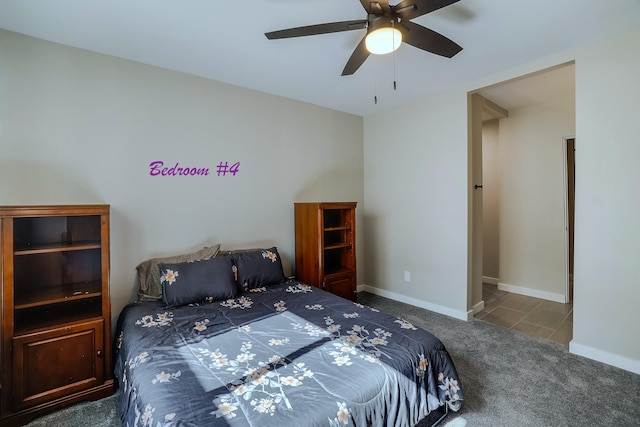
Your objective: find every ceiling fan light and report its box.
[365,27,402,55]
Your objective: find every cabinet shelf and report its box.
[14,306,102,336]
[14,241,102,255]
[15,280,103,309]
[324,226,350,231]
[324,243,353,250]
[324,267,353,277]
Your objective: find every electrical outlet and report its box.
[404,271,411,282]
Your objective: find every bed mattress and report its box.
[114,280,463,426]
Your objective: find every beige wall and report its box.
[363,89,469,319]
[365,28,640,373]
[570,28,640,372]
[2,25,639,375]
[0,30,365,321]
[496,95,575,301]
[482,119,500,282]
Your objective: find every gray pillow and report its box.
[159,256,236,307]
[136,244,220,301]
[233,247,286,291]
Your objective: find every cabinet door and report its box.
[324,272,355,301]
[11,319,104,410]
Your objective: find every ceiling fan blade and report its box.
[400,20,462,58]
[394,0,460,21]
[265,20,367,40]
[342,36,370,76]
[360,0,391,15]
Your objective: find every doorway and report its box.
[469,63,576,311]
[469,64,576,346]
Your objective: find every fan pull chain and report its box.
[393,52,397,91]
[374,55,378,104]
[392,20,397,91]
[393,62,397,91]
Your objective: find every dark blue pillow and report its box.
[159,256,236,307]
[234,247,286,291]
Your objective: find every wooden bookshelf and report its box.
[0,205,114,426]
[294,202,357,301]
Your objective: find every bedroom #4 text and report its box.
[149,161,240,177]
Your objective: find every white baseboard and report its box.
[497,282,565,303]
[570,341,640,375]
[356,288,640,375]
[482,276,499,285]
[471,300,485,316]
[358,284,470,321]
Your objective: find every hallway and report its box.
[475,283,573,346]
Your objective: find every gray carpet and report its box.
[26,292,640,427]
[358,292,640,427]
[25,392,119,427]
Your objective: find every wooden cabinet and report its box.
[294,202,357,301]
[0,205,114,426]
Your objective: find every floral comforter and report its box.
[114,280,463,426]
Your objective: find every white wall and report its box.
[363,90,469,319]
[3,25,639,375]
[364,27,640,373]
[0,30,364,321]
[497,96,575,302]
[482,119,500,282]
[570,29,640,373]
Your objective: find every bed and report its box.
[114,246,463,426]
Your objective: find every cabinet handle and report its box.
[97,350,103,357]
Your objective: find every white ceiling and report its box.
[1,0,639,116]
[480,63,576,113]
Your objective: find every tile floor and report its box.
[475,283,573,346]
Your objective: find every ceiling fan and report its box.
[265,0,463,76]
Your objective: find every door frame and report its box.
[562,135,576,303]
